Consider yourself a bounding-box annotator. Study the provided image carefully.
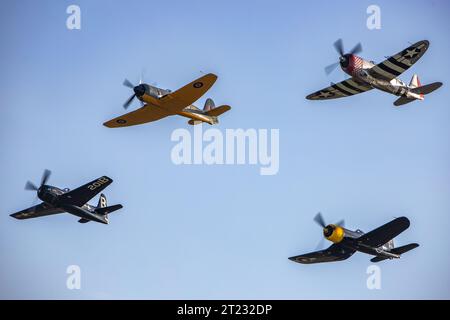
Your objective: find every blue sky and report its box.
[1,0,449,299]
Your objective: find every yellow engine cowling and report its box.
[324,224,345,243]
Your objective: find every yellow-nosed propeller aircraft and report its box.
[103,73,231,128]
[289,213,419,264]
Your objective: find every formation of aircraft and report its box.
[289,213,419,264]
[103,73,231,128]
[10,170,123,224]
[12,41,435,267]
[307,39,442,106]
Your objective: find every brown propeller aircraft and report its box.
[103,73,231,128]
[289,213,419,264]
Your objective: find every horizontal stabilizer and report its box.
[205,105,231,117]
[370,243,419,263]
[411,82,443,95]
[390,243,419,255]
[394,96,415,106]
[95,204,123,215]
[370,256,388,263]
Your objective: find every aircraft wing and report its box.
[288,244,356,264]
[103,104,171,128]
[58,176,113,207]
[368,40,429,81]
[306,78,372,100]
[10,203,65,220]
[356,217,410,248]
[157,73,217,112]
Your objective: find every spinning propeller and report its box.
[313,212,345,250]
[325,39,363,75]
[25,169,51,192]
[122,78,146,109]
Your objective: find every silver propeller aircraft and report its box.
[103,73,231,127]
[11,170,123,224]
[289,213,419,264]
[307,39,442,106]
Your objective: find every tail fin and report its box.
[384,239,394,251]
[409,74,421,88]
[203,98,215,111]
[98,193,107,208]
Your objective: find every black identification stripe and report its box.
[388,57,410,70]
[332,84,352,96]
[340,81,366,93]
[377,63,402,77]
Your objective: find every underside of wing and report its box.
[356,217,410,248]
[158,73,217,112]
[289,244,356,264]
[103,105,171,128]
[306,78,372,100]
[369,40,429,81]
[58,176,113,207]
[10,203,65,220]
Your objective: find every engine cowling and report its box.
[323,224,345,243]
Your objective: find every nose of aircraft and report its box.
[323,225,334,238]
[133,84,146,97]
[339,54,350,68]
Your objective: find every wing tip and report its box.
[397,216,410,225]
[103,120,118,128]
[103,176,113,183]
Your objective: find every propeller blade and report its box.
[123,94,136,109]
[25,181,38,191]
[333,38,344,56]
[41,169,51,186]
[313,212,326,228]
[140,69,146,85]
[325,62,340,75]
[315,237,326,251]
[335,219,345,227]
[350,42,362,55]
[123,79,134,89]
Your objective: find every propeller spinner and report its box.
[25,169,51,192]
[325,39,363,75]
[313,212,345,248]
[122,78,146,109]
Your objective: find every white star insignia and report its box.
[405,48,420,59]
[318,91,332,98]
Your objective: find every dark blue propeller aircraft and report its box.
[11,170,123,224]
[289,213,419,264]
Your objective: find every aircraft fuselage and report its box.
[37,185,108,224]
[136,83,217,125]
[325,224,400,260]
[341,54,423,100]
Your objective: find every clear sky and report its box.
[1,0,449,299]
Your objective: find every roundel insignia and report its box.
[117,119,127,124]
[193,82,203,89]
